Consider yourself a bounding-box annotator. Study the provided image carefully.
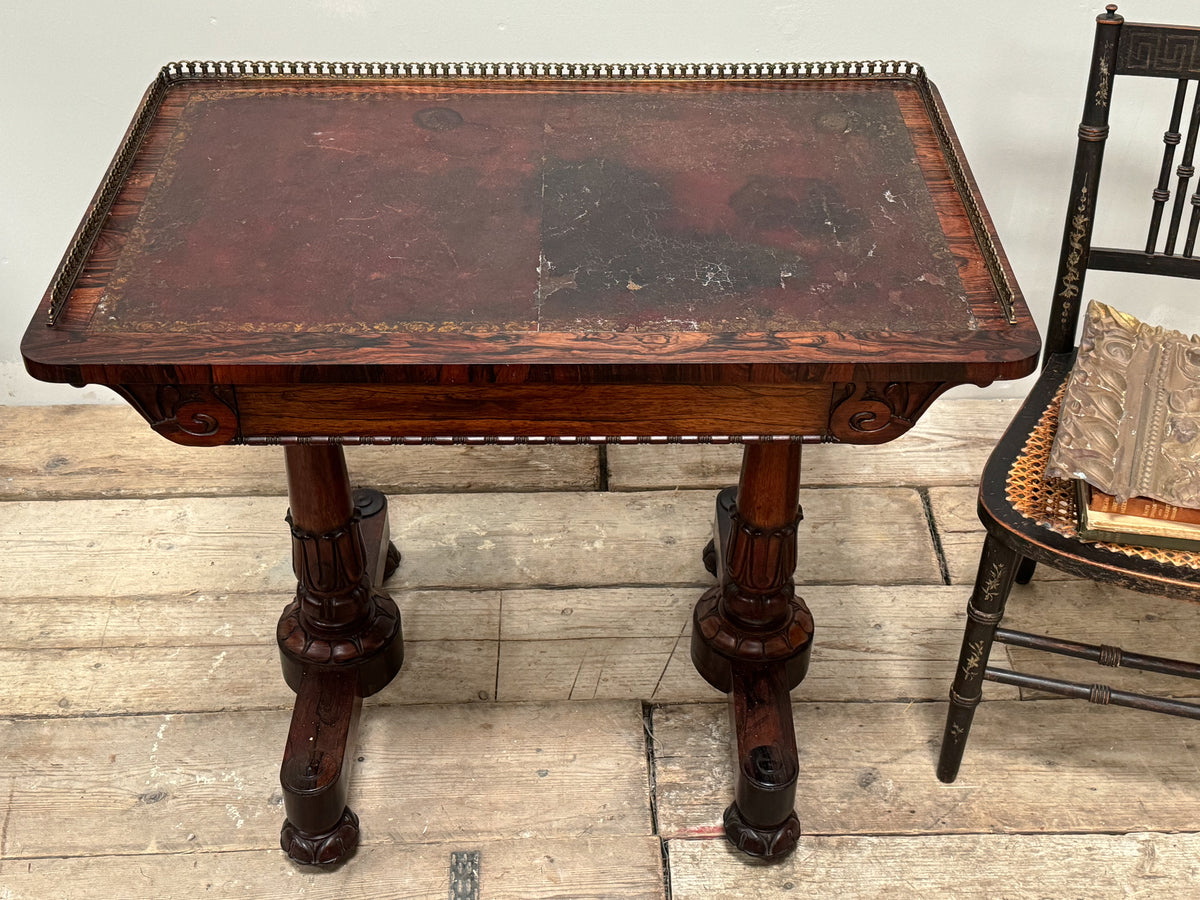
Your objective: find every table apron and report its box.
[235,383,835,441]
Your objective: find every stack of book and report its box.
[1075,480,1200,553]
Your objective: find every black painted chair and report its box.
[938,5,1200,783]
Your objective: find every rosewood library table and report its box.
[22,59,1040,866]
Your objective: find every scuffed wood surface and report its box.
[0,836,664,900]
[0,583,1020,711]
[0,641,498,716]
[0,701,649,858]
[0,488,941,600]
[667,832,1200,899]
[926,484,1077,584]
[0,404,600,499]
[496,585,1020,704]
[0,589,501,649]
[11,579,1190,709]
[652,699,1200,838]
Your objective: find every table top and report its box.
[23,61,1039,389]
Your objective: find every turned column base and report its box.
[690,587,813,694]
[277,592,404,697]
[690,488,814,695]
[277,488,405,697]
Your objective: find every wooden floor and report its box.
[1,399,1199,898]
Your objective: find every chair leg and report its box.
[937,535,1020,783]
[1014,556,1037,585]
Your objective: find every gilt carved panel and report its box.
[1047,300,1200,506]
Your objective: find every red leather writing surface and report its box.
[102,81,970,336]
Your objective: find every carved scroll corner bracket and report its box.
[826,381,948,444]
[111,384,240,446]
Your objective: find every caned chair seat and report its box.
[988,353,1200,590]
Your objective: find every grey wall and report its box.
[4,0,1198,403]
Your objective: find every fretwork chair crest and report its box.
[938,5,1200,784]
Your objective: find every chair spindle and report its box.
[1185,181,1200,257]
[1164,83,1200,255]
[1145,79,1188,253]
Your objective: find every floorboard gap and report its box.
[919,487,953,586]
[598,444,610,491]
[643,702,672,900]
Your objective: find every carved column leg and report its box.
[691,442,812,860]
[277,445,404,865]
[937,535,1019,783]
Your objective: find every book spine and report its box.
[1089,490,1200,526]
[1077,523,1200,554]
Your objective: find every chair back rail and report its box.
[1114,24,1200,78]
[1044,8,1200,363]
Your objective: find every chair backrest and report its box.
[1046,4,1200,360]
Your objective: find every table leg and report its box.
[276,445,405,865]
[691,442,812,860]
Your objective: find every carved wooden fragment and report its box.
[1047,301,1200,506]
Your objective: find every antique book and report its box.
[1047,300,1200,508]
[1075,479,1200,552]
